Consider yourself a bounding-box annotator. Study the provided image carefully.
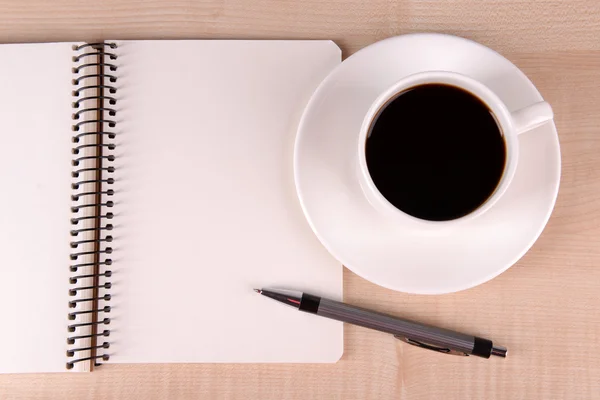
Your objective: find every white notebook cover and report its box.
[105,40,343,363]
[0,43,74,373]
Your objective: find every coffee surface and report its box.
[365,84,506,221]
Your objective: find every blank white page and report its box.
[108,40,343,363]
[0,43,73,373]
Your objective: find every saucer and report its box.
[294,33,561,294]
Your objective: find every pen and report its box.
[254,288,507,358]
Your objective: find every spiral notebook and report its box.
[0,40,343,373]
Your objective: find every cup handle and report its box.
[511,101,554,135]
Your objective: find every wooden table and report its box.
[1,0,600,398]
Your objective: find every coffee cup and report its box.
[357,71,554,225]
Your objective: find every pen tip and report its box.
[253,288,262,294]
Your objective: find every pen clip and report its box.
[394,335,469,356]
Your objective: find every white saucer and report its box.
[294,33,561,294]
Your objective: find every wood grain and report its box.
[1,0,600,398]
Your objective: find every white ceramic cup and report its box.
[357,71,554,226]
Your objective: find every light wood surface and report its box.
[1,1,600,398]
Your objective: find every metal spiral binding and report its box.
[67,42,117,370]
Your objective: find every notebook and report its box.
[0,40,343,373]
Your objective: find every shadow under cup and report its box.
[364,83,507,222]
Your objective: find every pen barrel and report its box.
[318,299,476,355]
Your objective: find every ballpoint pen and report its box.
[255,288,507,358]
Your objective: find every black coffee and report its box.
[365,84,506,221]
